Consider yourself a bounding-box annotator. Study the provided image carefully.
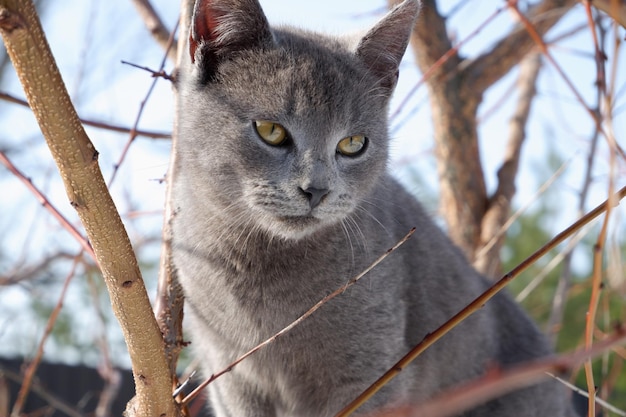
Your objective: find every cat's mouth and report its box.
[277,214,319,224]
[271,213,329,239]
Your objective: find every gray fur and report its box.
[171,0,575,415]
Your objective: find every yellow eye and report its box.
[337,135,367,156]
[254,120,287,146]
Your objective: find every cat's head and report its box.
[176,0,419,240]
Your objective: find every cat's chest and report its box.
[181,234,359,332]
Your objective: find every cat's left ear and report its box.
[355,0,420,93]
[189,0,274,81]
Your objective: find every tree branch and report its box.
[393,0,489,258]
[591,0,626,29]
[152,0,195,404]
[0,1,179,416]
[369,326,626,417]
[389,0,579,266]
[0,91,171,139]
[130,0,178,62]
[11,257,79,417]
[475,52,543,277]
[393,0,459,78]
[467,0,577,94]
[336,185,626,416]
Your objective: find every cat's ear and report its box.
[355,0,420,92]
[189,0,274,81]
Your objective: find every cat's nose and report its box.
[300,187,329,209]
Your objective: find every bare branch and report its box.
[396,0,610,265]
[475,157,572,272]
[109,26,177,186]
[11,257,80,417]
[591,0,626,29]
[547,14,607,340]
[368,326,626,417]
[0,1,179,415]
[336,186,626,416]
[0,365,88,417]
[475,52,542,276]
[391,0,458,78]
[0,151,95,259]
[130,0,177,62]
[467,0,578,94]
[388,0,502,259]
[0,91,171,139]
[152,0,194,394]
[0,251,77,285]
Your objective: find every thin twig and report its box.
[0,251,76,285]
[508,1,626,160]
[336,186,626,417]
[181,228,416,406]
[120,60,174,81]
[585,209,611,417]
[11,256,81,417]
[108,21,178,187]
[583,39,620,417]
[516,225,593,303]
[548,372,626,416]
[367,327,626,417]
[0,365,87,417]
[583,1,607,94]
[591,0,626,29]
[474,156,572,262]
[0,151,95,260]
[390,4,507,122]
[547,16,608,344]
[0,91,171,139]
[476,51,543,276]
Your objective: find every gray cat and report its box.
[171,0,575,416]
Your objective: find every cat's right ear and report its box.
[189,0,273,81]
[355,0,420,93]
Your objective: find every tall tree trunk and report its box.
[389,0,577,276]
[0,1,182,415]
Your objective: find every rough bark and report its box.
[0,1,180,416]
[475,53,543,277]
[153,0,193,392]
[389,0,577,274]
